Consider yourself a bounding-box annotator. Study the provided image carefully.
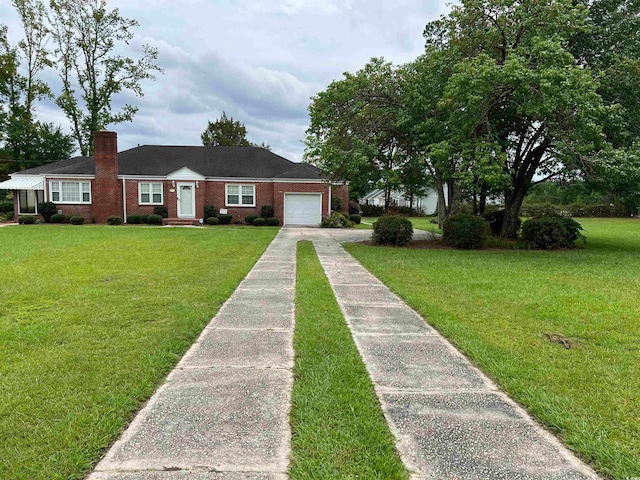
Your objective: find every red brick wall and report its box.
[333,184,350,212]
[203,181,274,223]
[46,178,96,222]
[92,131,122,223]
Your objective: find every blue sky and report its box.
[1,0,449,161]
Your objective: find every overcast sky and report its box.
[0,0,449,161]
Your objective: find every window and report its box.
[50,181,91,204]
[18,190,44,214]
[139,182,163,204]
[225,184,255,207]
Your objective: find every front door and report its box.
[177,183,195,218]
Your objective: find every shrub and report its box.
[50,213,65,223]
[266,217,280,226]
[360,204,385,217]
[349,214,362,224]
[205,216,219,225]
[127,214,142,224]
[321,211,353,228]
[442,213,490,249]
[245,214,258,224]
[140,214,149,224]
[520,202,564,218]
[0,200,13,213]
[260,205,274,218]
[37,202,57,222]
[147,214,163,225]
[4,212,14,221]
[153,205,169,218]
[372,216,413,246]
[521,216,585,249]
[69,215,84,225]
[107,215,123,225]
[389,205,424,216]
[18,215,36,224]
[331,196,343,212]
[218,214,233,225]
[348,200,362,215]
[63,215,73,224]
[204,205,216,219]
[484,210,521,237]
[253,217,266,226]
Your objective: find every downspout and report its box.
[327,181,332,215]
[122,176,127,223]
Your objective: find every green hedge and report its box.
[442,213,490,249]
[372,216,413,246]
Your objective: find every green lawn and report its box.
[356,216,440,233]
[290,241,407,479]
[345,218,640,479]
[0,225,278,479]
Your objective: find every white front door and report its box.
[177,183,195,218]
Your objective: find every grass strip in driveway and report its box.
[0,225,278,480]
[290,241,408,480]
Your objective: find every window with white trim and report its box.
[139,182,163,204]
[50,181,91,204]
[18,190,44,214]
[225,184,255,206]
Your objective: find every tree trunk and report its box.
[435,172,448,228]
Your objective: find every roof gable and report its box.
[166,166,205,180]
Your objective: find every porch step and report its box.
[162,218,201,226]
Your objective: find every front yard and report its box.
[0,225,278,479]
[346,218,640,479]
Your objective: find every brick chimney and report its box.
[92,130,122,223]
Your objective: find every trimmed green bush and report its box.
[140,215,149,224]
[484,210,521,237]
[37,202,57,223]
[266,217,280,226]
[204,205,216,219]
[260,205,274,218]
[218,214,233,225]
[372,216,413,246]
[63,215,73,224]
[521,216,585,249]
[321,211,353,228]
[69,215,85,225]
[245,214,258,224]
[50,213,65,223]
[18,215,36,224]
[153,205,169,218]
[360,204,385,217]
[147,214,163,225]
[127,214,142,224]
[253,217,266,226]
[331,196,343,212]
[349,214,362,224]
[107,215,123,225]
[443,213,490,249]
[0,200,13,213]
[206,216,220,225]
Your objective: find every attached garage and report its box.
[284,193,322,226]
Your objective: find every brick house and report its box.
[0,131,349,225]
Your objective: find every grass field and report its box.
[345,218,640,479]
[290,241,407,479]
[0,225,277,479]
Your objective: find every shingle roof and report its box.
[18,145,328,180]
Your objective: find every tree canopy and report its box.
[305,0,640,236]
[201,112,271,150]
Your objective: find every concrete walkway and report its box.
[89,229,297,479]
[304,228,599,480]
[90,226,599,480]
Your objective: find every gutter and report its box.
[122,176,127,223]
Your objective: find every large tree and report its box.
[305,58,419,207]
[48,0,161,155]
[201,111,271,149]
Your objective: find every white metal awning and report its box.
[0,176,44,190]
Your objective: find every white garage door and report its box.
[284,193,322,225]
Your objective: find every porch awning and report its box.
[0,176,44,190]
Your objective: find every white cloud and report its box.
[1,0,450,162]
